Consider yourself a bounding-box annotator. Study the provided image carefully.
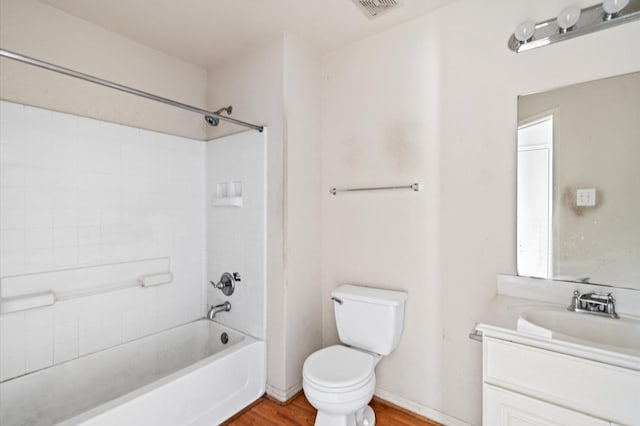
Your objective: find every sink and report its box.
[517,308,640,351]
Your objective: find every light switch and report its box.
[576,188,596,206]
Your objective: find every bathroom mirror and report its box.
[517,71,640,290]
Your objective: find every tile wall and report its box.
[206,130,266,340]
[0,100,206,381]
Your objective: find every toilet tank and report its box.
[332,284,408,355]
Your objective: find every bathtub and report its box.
[0,320,265,425]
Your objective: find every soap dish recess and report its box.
[213,181,243,207]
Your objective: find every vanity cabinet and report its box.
[485,385,609,425]
[482,336,640,426]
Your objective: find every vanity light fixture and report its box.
[557,7,582,33]
[514,21,536,43]
[603,0,630,19]
[509,0,640,53]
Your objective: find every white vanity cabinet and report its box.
[485,385,609,425]
[481,335,640,426]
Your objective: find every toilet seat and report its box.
[303,345,375,392]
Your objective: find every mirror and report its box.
[517,71,640,290]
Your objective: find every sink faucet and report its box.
[207,301,231,320]
[568,290,618,318]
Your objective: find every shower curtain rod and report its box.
[0,49,264,133]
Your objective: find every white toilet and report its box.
[302,284,407,426]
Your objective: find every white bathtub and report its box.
[0,320,265,425]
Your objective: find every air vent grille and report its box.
[352,0,400,18]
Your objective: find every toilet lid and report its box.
[303,345,375,389]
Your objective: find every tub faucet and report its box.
[207,302,231,320]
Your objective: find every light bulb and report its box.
[514,21,536,42]
[557,7,581,32]
[603,0,629,18]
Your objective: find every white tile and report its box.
[25,208,53,228]
[77,245,101,264]
[100,244,118,262]
[53,209,76,228]
[50,111,77,142]
[25,308,53,347]
[52,190,77,209]
[0,354,25,381]
[0,101,25,144]
[77,227,100,245]
[53,227,77,247]
[122,309,145,343]
[25,345,53,373]
[25,188,53,210]
[0,187,25,209]
[24,248,54,270]
[1,229,25,250]
[24,105,52,132]
[26,228,53,248]
[0,208,25,230]
[76,209,100,227]
[78,333,101,357]
[24,167,51,190]
[0,248,25,275]
[54,318,78,343]
[53,319,79,363]
[0,311,26,359]
[51,141,77,171]
[78,312,101,356]
[100,226,120,244]
[0,143,26,166]
[24,141,53,168]
[53,299,79,323]
[76,191,101,209]
[76,116,100,138]
[100,208,120,226]
[1,164,25,187]
[100,311,123,350]
[53,246,78,266]
[100,191,120,209]
[51,170,77,190]
[54,338,79,364]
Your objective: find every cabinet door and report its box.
[485,385,609,426]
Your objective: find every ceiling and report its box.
[40,0,456,69]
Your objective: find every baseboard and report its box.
[265,382,303,403]
[374,388,472,426]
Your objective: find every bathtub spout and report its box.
[207,302,231,320]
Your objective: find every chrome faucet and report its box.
[207,301,231,320]
[568,290,618,318]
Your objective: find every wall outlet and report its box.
[576,188,596,207]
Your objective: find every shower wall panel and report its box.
[205,131,266,340]
[0,100,206,381]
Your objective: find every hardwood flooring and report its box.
[224,393,442,426]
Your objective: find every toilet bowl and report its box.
[303,346,379,426]
[302,285,407,426]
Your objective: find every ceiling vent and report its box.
[352,0,401,18]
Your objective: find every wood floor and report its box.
[224,393,442,426]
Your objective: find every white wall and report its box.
[207,32,322,400]
[206,34,289,394]
[283,34,323,397]
[0,0,207,140]
[206,130,267,340]
[0,101,205,381]
[321,0,640,424]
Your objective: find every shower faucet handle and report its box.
[210,272,240,296]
